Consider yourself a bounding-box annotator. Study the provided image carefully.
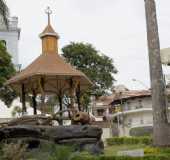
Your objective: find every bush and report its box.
[2,141,27,160]
[144,147,159,155]
[25,143,75,160]
[106,137,152,146]
[48,145,74,160]
[71,155,170,160]
[130,127,153,137]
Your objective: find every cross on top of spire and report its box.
[39,6,59,40]
[45,6,52,25]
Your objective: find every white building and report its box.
[0,16,20,67]
[110,90,153,137]
[93,87,170,137]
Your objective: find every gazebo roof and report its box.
[39,24,59,38]
[6,53,92,86]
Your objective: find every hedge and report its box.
[130,126,153,137]
[71,155,170,160]
[106,137,152,146]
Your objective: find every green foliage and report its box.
[0,0,9,28]
[11,106,22,117]
[25,142,53,160]
[48,145,74,160]
[144,147,159,155]
[0,41,17,107]
[62,42,117,108]
[25,142,75,160]
[144,147,170,156]
[129,127,153,137]
[1,141,27,160]
[71,155,170,160]
[106,137,152,146]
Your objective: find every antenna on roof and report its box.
[45,6,52,25]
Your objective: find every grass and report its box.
[104,144,147,156]
[1,142,170,159]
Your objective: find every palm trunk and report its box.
[145,0,170,146]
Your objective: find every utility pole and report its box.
[144,0,170,146]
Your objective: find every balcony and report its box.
[111,108,153,118]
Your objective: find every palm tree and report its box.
[0,0,9,28]
[145,0,170,146]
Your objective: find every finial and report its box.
[45,6,52,25]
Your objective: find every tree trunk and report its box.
[145,0,170,146]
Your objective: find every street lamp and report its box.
[132,78,149,89]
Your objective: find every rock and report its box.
[0,125,103,154]
[7,115,53,126]
[73,112,95,125]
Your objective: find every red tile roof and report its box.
[96,90,151,106]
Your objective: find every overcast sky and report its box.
[5,0,170,90]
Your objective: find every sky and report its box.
[5,0,170,90]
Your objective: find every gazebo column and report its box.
[21,84,26,115]
[58,91,63,125]
[69,79,76,116]
[32,90,37,115]
[76,83,81,111]
[39,77,46,114]
[69,79,79,116]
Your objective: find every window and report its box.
[138,100,143,108]
[128,118,132,126]
[97,109,105,116]
[136,100,143,109]
[168,98,170,103]
[126,102,131,110]
[140,119,144,124]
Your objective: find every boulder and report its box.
[0,125,103,154]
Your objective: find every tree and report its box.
[144,0,170,146]
[0,0,9,27]
[0,41,17,107]
[62,42,117,109]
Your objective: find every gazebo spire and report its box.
[39,6,59,54]
[45,6,52,25]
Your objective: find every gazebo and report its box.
[6,7,92,118]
